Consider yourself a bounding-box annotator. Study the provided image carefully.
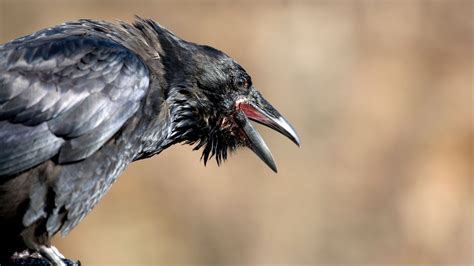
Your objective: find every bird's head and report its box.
[158,29,300,172]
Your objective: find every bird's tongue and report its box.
[237,102,271,124]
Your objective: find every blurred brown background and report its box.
[1,0,472,265]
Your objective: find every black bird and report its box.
[0,18,300,265]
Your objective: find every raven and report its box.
[0,18,300,265]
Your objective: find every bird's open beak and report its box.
[235,90,301,172]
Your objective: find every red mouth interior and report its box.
[237,102,270,124]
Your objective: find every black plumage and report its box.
[0,18,300,265]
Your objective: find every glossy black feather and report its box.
[0,20,157,258]
[0,32,149,175]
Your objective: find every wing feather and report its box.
[0,122,64,176]
[0,29,150,177]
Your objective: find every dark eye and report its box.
[235,77,247,88]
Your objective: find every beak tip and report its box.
[273,116,301,148]
[293,135,302,147]
[259,152,278,173]
[268,161,278,173]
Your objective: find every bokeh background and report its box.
[0,0,472,265]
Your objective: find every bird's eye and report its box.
[235,77,247,89]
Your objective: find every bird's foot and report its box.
[37,245,66,266]
[47,246,65,260]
